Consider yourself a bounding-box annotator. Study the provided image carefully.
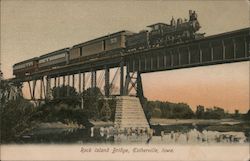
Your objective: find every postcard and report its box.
[0,0,249,161]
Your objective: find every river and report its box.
[18,123,249,144]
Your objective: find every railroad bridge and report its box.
[10,28,250,97]
[8,28,250,129]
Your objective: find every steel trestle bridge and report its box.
[8,28,250,102]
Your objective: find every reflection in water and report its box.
[19,124,249,144]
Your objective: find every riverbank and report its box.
[150,118,250,134]
[35,122,85,129]
[150,118,242,125]
[89,120,114,127]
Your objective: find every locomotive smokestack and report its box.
[189,10,192,16]
[170,16,176,26]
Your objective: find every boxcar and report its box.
[69,30,133,62]
[13,57,38,77]
[38,48,69,70]
[105,30,133,51]
[69,36,105,62]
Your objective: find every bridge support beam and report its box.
[46,77,51,100]
[91,70,96,88]
[54,77,57,88]
[124,64,130,96]
[78,72,81,93]
[72,74,75,89]
[32,80,37,100]
[104,66,110,97]
[40,79,43,99]
[136,72,144,100]
[57,76,60,87]
[56,76,60,98]
[82,73,85,92]
[62,76,65,86]
[120,60,124,96]
[67,75,70,96]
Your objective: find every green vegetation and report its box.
[0,80,117,142]
[205,123,250,132]
[1,97,38,142]
[38,86,116,123]
[195,105,225,119]
[144,100,194,119]
[144,100,249,120]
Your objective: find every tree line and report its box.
[144,99,250,120]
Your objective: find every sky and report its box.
[1,0,249,113]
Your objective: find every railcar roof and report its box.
[13,57,39,66]
[147,23,170,28]
[39,48,69,58]
[72,30,134,48]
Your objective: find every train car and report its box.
[69,36,106,63]
[38,48,69,70]
[126,30,149,51]
[69,30,133,63]
[13,57,38,77]
[105,30,133,51]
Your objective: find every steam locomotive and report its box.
[13,10,204,77]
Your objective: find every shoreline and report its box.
[150,118,242,126]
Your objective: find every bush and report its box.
[1,98,36,142]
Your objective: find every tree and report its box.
[234,109,239,118]
[1,98,37,142]
[244,109,250,121]
[146,100,194,119]
[51,85,80,107]
[52,85,79,99]
[82,87,103,119]
[152,108,162,118]
[100,100,111,121]
[196,105,205,119]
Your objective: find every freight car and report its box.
[38,48,69,70]
[69,30,133,63]
[13,57,38,77]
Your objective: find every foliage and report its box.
[244,109,250,122]
[51,85,80,107]
[145,100,194,119]
[35,102,91,126]
[81,87,102,119]
[100,100,112,121]
[1,98,37,142]
[50,86,116,121]
[200,106,225,119]
[196,105,205,119]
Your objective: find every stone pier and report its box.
[114,96,149,129]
